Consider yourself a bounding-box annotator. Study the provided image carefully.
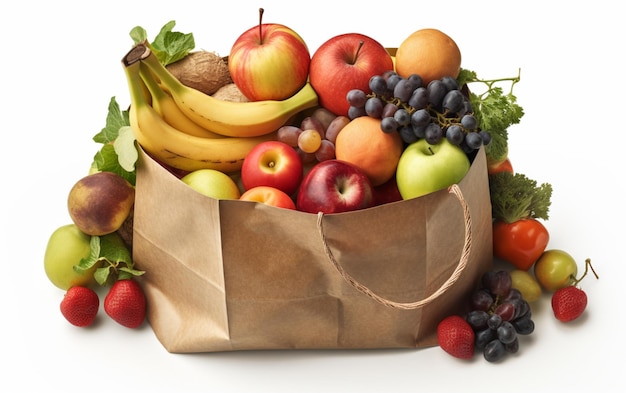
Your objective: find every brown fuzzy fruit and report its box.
[67,171,135,236]
[212,83,249,102]
[166,51,232,95]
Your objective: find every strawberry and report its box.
[60,286,99,327]
[437,315,475,359]
[551,285,588,322]
[104,279,146,328]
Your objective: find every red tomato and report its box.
[488,158,514,176]
[493,218,550,271]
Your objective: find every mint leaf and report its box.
[113,126,138,172]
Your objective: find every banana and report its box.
[122,54,277,173]
[138,63,225,139]
[134,42,319,138]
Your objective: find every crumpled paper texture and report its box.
[133,147,493,353]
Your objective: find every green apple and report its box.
[44,224,98,290]
[181,169,241,200]
[396,138,470,199]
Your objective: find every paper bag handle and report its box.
[316,184,472,310]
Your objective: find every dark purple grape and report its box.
[488,314,503,330]
[484,339,506,362]
[394,108,410,126]
[348,105,366,120]
[461,114,477,130]
[408,87,429,109]
[393,78,415,102]
[410,108,431,128]
[346,89,367,108]
[512,315,535,335]
[427,79,447,108]
[512,299,530,320]
[479,130,492,145]
[445,124,464,145]
[398,126,418,144]
[483,270,512,297]
[412,125,426,139]
[407,74,423,88]
[386,74,403,92]
[365,97,383,118]
[440,76,460,91]
[442,89,465,113]
[503,288,523,302]
[380,117,399,133]
[504,337,519,353]
[465,132,483,150]
[494,302,516,322]
[381,103,398,118]
[475,328,496,350]
[496,321,517,344]
[424,122,443,144]
[369,75,388,96]
[466,310,490,331]
[471,289,494,311]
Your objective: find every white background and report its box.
[2,1,624,392]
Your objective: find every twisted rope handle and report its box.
[316,184,472,310]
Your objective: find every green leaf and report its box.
[113,126,138,172]
[93,144,136,185]
[129,25,148,44]
[489,171,553,223]
[74,236,102,274]
[141,20,195,66]
[93,97,129,144]
[79,232,145,286]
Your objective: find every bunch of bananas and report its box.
[121,42,319,173]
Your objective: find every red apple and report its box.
[240,186,296,210]
[241,140,303,196]
[296,159,374,214]
[373,175,403,206]
[309,33,394,116]
[229,8,311,101]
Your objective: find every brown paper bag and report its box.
[132,146,493,353]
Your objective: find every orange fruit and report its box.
[335,116,404,186]
[395,28,461,85]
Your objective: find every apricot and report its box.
[335,116,404,186]
[67,171,135,236]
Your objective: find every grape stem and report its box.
[467,68,522,98]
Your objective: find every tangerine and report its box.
[395,28,462,85]
[335,116,403,186]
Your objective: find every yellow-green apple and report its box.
[44,224,100,290]
[181,169,241,199]
[228,8,310,101]
[67,171,135,236]
[296,159,374,214]
[309,33,394,116]
[240,185,296,210]
[396,138,470,199]
[241,140,303,196]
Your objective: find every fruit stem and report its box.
[573,258,599,286]
[258,8,264,44]
[352,41,364,65]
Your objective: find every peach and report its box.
[67,171,135,236]
[335,116,404,186]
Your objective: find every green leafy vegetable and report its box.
[74,234,145,286]
[457,69,524,164]
[113,126,138,172]
[92,97,136,185]
[489,171,553,223]
[129,20,195,66]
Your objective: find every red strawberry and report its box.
[551,285,587,322]
[60,286,99,327]
[437,315,475,359]
[104,279,146,328]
